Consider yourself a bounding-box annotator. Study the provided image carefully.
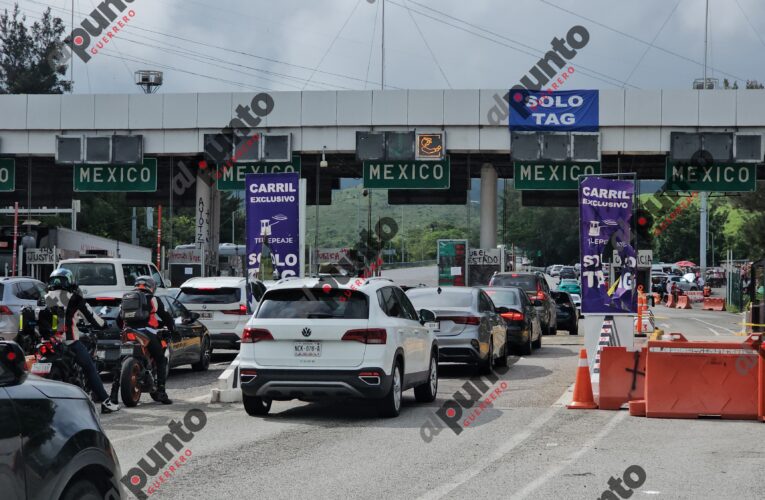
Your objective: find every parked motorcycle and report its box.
[118,327,169,407]
[30,330,99,399]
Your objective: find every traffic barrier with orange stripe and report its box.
[598,346,647,410]
[665,294,675,308]
[645,333,763,420]
[702,297,726,311]
[675,294,692,309]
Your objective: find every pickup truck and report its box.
[57,258,172,297]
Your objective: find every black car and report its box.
[0,341,123,500]
[488,272,558,335]
[85,293,212,374]
[552,291,578,335]
[482,286,542,355]
[559,266,577,280]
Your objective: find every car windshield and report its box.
[482,289,520,306]
[177,287,241,304]
[489,274,537,292]
[59,263,118,286]
[407,288,473,308]
[257,288,369,319]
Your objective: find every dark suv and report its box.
[488,272,558,335]
[0,341,123,499]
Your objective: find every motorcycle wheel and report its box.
[120,357,143,407]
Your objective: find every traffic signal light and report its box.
[635,208,654,246]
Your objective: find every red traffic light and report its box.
[637,216,648,226]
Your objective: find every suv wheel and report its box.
[414,353,438,402]
[378,361,402,418]
[61,479,101,500]
[243,394,272,416]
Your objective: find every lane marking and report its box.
[707,327,721,337]
[418,381,576,500]
[690,317,736,334]
[109,407,241,443]
[510,411,627,500]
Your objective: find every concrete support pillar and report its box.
[479,163,497,249]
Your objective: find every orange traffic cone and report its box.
[567,348,598,409]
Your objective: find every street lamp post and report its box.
[314,147,328,275]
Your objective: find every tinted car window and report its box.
[123,264,151,286]
[0,283,4,298]
[150,265,164,287]
[60,263,117,286]
[14,281,43,301]
[478,292,494,313]
[489,274,538,292]
[177,287,241,304]
[378,287,410,319]
[483,288,521,306]
[407,288,473,308]
[554,293,573,305]
[257,288,368,319]
[393,288,419,321]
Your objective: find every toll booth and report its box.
[168,248,203,287]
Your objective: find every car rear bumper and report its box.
[505,325,530,345]
[240,367,392,400]
[210,332,241,349]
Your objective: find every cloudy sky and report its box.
[7,0,765,93]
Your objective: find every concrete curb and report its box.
[209,355,242,403]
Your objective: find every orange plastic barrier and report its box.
[702,297,726,311]
[645,333,762,419]
[598,346,647,410]
[652,293,660,305]
[24,355,36,371]
[675,295,692,309]
[629,399,646,417]
[665,294,675,308]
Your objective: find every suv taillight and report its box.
[242,328,273,343]
[223,304,249,315]
[0,306,12,315]
[342,328,387,344]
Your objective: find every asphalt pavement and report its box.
[100,283,765,500]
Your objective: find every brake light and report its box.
[342,328,387,344]
[0,306,12,315]
[441,316,481,325]
[194,287,217,291]
[222,304,248,315]
[501,311,525,321]
[125,332,137,341]
[242,328,273,343]
[95,297,116,301]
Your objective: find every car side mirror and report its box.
[496,306,510,314]
[0,341,28,386]
[418,308,436,324]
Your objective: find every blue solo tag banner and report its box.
[508,89,599,131]
[246,172,300,280]
[578,176,637,314]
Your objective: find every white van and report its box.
[57,258,171,296]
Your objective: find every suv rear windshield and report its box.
[489,274,538,292]
[406,288,473,308]
[59,263,118,286]
[257,288,369,319]
[177,287,241,304]
[482,289,520,306]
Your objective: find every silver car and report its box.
[0,277,47,341]
[406,286,507,374]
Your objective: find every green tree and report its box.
[0,4,71,94]
[728,181,765,260]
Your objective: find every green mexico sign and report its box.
[363,157,450,189]
[0,158,14,192]
[513,161,601,190]
[665,161,757,192]
[74,159,157,192]
[216,155,302,191]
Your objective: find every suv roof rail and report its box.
[361,277,394,286]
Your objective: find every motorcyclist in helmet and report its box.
[44,268,120,413]
[118,276,175,404]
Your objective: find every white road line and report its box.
[418,383,577,500]
[707,327,721,337]
[510,411,628,500]
[691,317,736,333]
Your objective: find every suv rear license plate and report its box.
[121,346,134,356]
[294,341,321,357]
[200,312,213,319]
[31,362,52,374]
[96,350,106,359]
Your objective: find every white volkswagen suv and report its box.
[239,277,439,418]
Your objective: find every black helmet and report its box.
[48,268,76,292]
[134,276,157,294]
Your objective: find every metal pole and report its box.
[314,156,320,274]
[699,0,710,274]
[400,206,404,264]
[70,0,74,89]
[156,205,162,270]
[381,0,385,90]
[11,202,18,277]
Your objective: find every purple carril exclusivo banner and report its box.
[246,172,300,280]
[579,176,637,314]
